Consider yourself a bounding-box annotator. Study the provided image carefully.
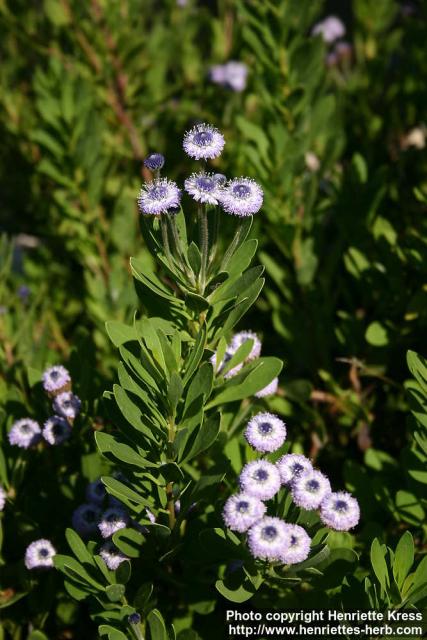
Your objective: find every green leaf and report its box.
[54,554,105,590]
[105,584,125,602]
[407,350,427,393]
[181,413,220,462]
[168,372,183,414]
[216,567,262,603]
[395,490,425,525]
[370,539,390,592]
[182,325,207,386]
[147,609,169,640]
[365,322,389,347]
[44,0,71,26]
[106,321,136,347]
[112,528,144,558]
[393,532,414,589]
[65,528,96,567]
[98,625,128,640]
[95,432,153,470]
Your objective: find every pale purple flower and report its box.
[183,123,225,160]
[239,460,281,501]
[86,479,107,505]
[320,492,360,531]
[247,516,288,562]
[209,61,248,92]
[42,365,71,393]
[255,377,279,398]
[312,16,346,43]
[0,485,6,511]
[209,65,227,85]
[280,524,311,564]
[98,507,129,538]
[18,285,30,301]
[72,503,102,537]
[220,177,263,217]
[145,508,156,524]
[137,178,181,216]
[43,416,72,445]
[53,391,81,420]
[230,331,261,361]
[214,173,227,186]
[292,469,331,510]
[144,153,165,171]
[25,539,56,570]
[276,454,313,486]
[244,412,287,453]
[8,418,42,449]
[222,493,266,533]
[184,172,223,205]
[99,541,129,570]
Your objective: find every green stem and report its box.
[198,204,209,292]
[160,214,174,267]
[166,417,176,530]
[220,221,244,272]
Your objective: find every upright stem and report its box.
[198,204,209,292]
[160,214,174,267]
[220,221,244,272]
[166,417,176,530]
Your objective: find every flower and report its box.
[98,507,129,538]
[209,61,248,92]
[280,524,311,565]
[86,479,107,505]
[53,392,81,420]
[25,539,56,570]
[214,173,227,186]
[18,285,30,301]
[222,493,266,533]
[43,416,72,445]
[128,613,142,625]
[244,412,287,453]
[0,485,6,511]
[72,503,102,537]
[247,516,288,562]
[239,460,281,501]
[137,178,181,216]
[320,492,360,531]
[276,454,313,486]
[220,177,263,217]
[312,16,346,43]
[230,331,261,361]
[255,377,279,398]
[183,123,225,160]
[42,365,71,394]
[292,469,331,510]
[144,153,165,171]
[8,418,42,449]
[184,172,223,205]
[99,541,129,570]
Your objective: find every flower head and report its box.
[320,491,360,531]
[280,524,311,565]
[43,416,72,446]
[137,178,181,216]
[53,392,81,420]
[223,493,266,533]
[255,377,279,398]
[42,365,71,394]
[247,516,288,562]
[8,418,42,449]
[72,503,102,537]
[128,613,142,625]
[183,123,225,160]
[230,331,261,361]
[184,172,223,205]
[239,460,281,501]
[312,16,346,43]
[98,507,129,538]
[99,541,129,570]
[86,479,107,505]
[220,177,263,217]
[245,412,287,453]
[144,153,165,171]
[292,469,331,510]
[276,454,313,486]
[214,173,227,186]
[25,539,56,570]
[0,485,6,511]
[209,61,248,92]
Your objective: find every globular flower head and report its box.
[320,491,360,531]
[0,485,6,511]
[72,503,102,537]
[53,392,81,420]
[183,123,225,160]
[276,454,313,486]
[280,524,311,565]
[292,469,331,510]
[25,539,56,570]
[255,377,279,398]
[245,412,287,453]
[43,416,72,446]
[128,613,142,625]
[184,172,224,205]
[239,460,281,501]
[312,15,346,43]
[230,331,261,361]
[8,418,42,449]
[220,177,263,217]
[98,507,129,538]
[86,479,107,505]
[223,493,266,533]
[247,516,288,562]
[42,365,71,394]
[209,61,248,92]
[137,178,181,216]
[144,153,165,171]
[99,541,129,570]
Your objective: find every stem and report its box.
[168,216,195,285]
[198,204,209,292]
[160,215,174,267]
[166,417,176,530]
[220,221,244,272]
[208,207,220,269]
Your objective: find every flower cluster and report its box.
[209,61,248,92]
[311,15,352,68]
[8,365,81,450]
[137,123,264,218]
